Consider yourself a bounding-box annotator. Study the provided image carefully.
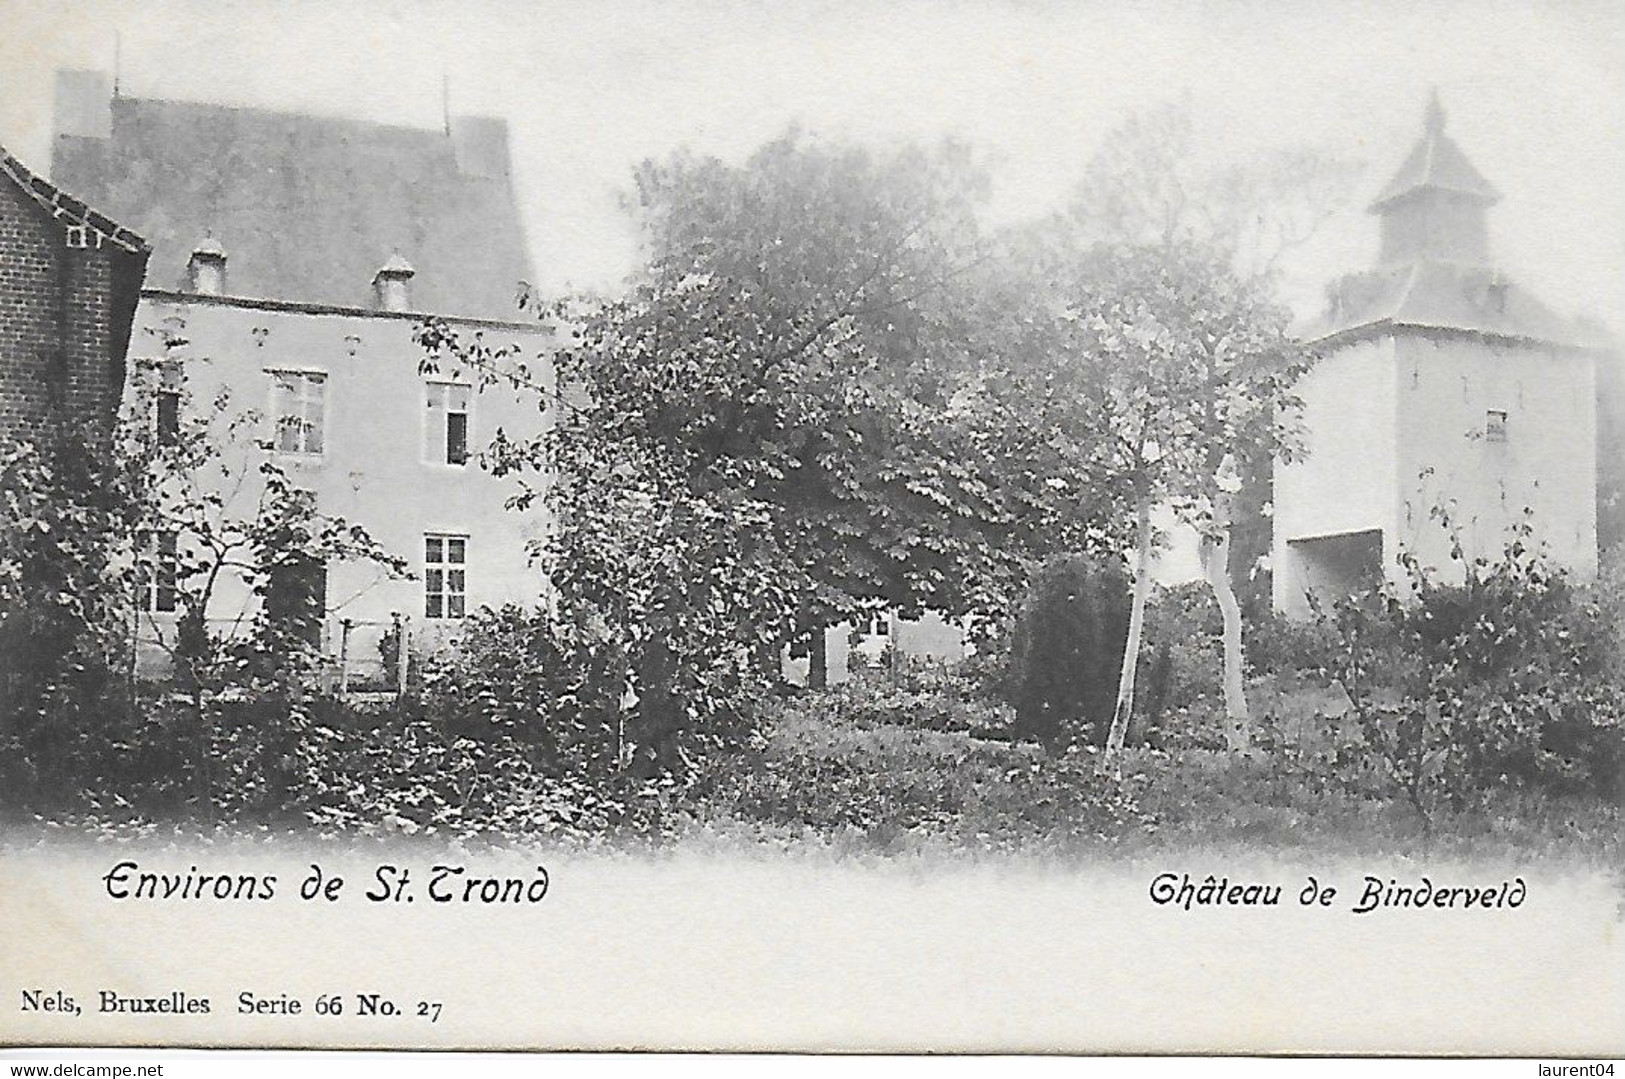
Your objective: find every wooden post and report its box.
[392,611,409,701]
[338,618,353,700]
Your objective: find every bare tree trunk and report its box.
[1107,493,1153,754]
[1201,528,1251,724]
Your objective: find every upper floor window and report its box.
[425,382,471,466]
[155,364,183,445]
[270,371,326,455]
[1485,409,1508,443]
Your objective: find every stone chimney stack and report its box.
[373,252,416,312]
[187,234,228,296]
[53,69,112,140]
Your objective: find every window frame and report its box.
[154,362,184,445]
[266,368,329,458]
[423,532,469,620]
[1485,408,1509,444]
[139,530,180,615]
[422,380,474,468]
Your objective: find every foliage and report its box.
[418,130,1128,775]
[1,339,410,819]
[1244,607,1340,679]
[121,353,409,692]
[1027,99,1346,733]
[1005,554,1131,749]
[417,603,626,775]
[1140,582,1220,709]
[820,659,1011,739]
[1296,512,1625,827]
[0,422,143,804]
[60,692,650,842]
[700,690,1155,850]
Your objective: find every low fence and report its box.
[132,611,425,703]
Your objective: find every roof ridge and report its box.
[114,92,504,140]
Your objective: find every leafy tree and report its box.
[118,343,408,814]
[123,341,409,687]
[421,130,1122,772]
[1027,102,1346,747]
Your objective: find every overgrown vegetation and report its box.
[1265,514,1625,834]
[4,115,1619,862]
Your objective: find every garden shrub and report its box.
[1139,582,1223,712]
[418,604,624,773]
[1006,554,1131,749]
[0,429,142,814]
[703,690,1154,849]
[824,658,1011,738]
[1295,520,1625,825]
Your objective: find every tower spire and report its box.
[1424,86,1446,135]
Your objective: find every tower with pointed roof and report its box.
[1271,93,1605,617]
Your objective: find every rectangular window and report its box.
[140,532,178,613]
[424,534,468,619]
[1485,409,1508,443]
[270,371,326,455]
[868,613,889,637]
[154,364,183,445]
[425,383,471,466]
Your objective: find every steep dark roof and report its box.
[52,94,533,321]
[1370,93,1499,211]
[1304,262,1607,348]
[1305,92,1599,349]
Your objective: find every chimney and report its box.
[187,234,228,296]
[54,69,112,140]
[449,115,510,180]
[373,252,416,312]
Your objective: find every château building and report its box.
[48,70,551,680]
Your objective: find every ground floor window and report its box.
[424,534,468,619]
[140,531,178,613]
[264,557,328,648]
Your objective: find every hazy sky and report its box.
[2,0,1621,330]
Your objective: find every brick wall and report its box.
[0,173,133,442]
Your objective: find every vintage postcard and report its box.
[1,0,1621,1057]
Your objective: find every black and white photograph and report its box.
[1,0,1622,1061]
